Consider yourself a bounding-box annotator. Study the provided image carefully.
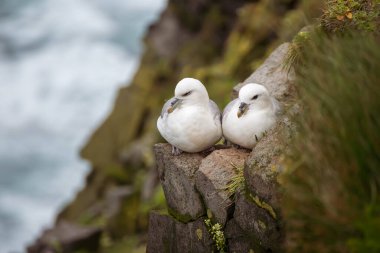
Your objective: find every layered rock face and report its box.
[147,42,297,252]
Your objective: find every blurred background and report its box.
[0,0,378,252]
[0,0,165,252]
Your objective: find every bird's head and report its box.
[175,78,209,103]
[168,78,209,113]
[237,83,271,118]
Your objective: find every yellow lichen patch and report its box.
[196,228,203,240]
[249,193,277,220]
[207,209,213,219]
[258,220,267,230]
[249,249,255,253]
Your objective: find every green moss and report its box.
[286,0,379,71]
[321,0,380,34]
[167,206,195,223]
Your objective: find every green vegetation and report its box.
[321,0,379,33]
[286,0,379,70]
[204,218,226,253]
[282,31,380,253]
[223,162,245,199]
[284,29,311,71]
[282,2,380,253]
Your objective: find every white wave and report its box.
[0,0,164,252]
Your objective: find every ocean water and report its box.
[0,0,165,252]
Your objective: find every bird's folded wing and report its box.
[209,99,222,123]
[160,97,176,118]
[222,98,238,121]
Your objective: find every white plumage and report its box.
[222,83,280,149]
[157,78,222,154]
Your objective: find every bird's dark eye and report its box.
[183,91,192,97]
[252,95,259,100]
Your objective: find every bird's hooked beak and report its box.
[237,102,248,118]
[167,98,182,114]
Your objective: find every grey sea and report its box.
[0,0,165,252]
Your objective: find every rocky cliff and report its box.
[147,41,296,253]
[28,0,323,252]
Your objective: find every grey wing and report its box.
[222,98,239,121]
[160,97,176,118]
[209,99,222,123]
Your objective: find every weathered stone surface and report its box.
[244,116,296,211]
[147,211,213,253]
[234,193,283,252]
[27,221,101,253]
[233,43,296,104]
[154,143,205,222]
[225,219,263,253]
[147,212,174,253]
[195,148,249,226]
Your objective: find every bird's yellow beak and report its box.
[237,102,248,118]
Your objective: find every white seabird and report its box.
[157,78,222,155]
[222,83,280,149]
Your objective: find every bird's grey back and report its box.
[160,97,176,118]
[209,99,222,123]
